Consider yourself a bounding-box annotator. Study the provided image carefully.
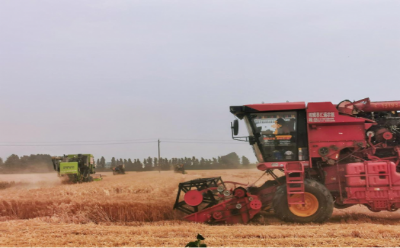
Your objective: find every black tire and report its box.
[248,176,286,195]
[334,202,353,209]
[272,179,333,223]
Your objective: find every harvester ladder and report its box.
[284,162,305,205]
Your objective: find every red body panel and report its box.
[340,161,400,210]
[307,102,366,124]
[306,102,367,161]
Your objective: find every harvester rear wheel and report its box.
[272,179,333,223]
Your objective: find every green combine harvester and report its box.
[51,154,102,183]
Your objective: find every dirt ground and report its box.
[1,169,400,247]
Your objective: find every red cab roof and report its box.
[245,102,306,112]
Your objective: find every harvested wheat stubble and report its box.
[1,170,400,247]
[1,219,400,247]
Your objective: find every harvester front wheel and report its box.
[272,179,333,223]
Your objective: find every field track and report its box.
[1,169,400,246]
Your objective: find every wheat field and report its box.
[1,169,400,246]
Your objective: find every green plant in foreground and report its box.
[185,234,207,248]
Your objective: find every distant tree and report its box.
[200,158,205,168]
[19,155,30,169]
[161,158,170,170]
[242,156,250,166]
[100,156,106,168]
[147,157,153,167]
[184,157,191,167]
[27,154,53,172]
[111,157,116,168]
[4,154,20,171]
[126,158,133,170]
[138,159,144,170]
[133,159,142,171]
[96,159,100,168]
[191,156,196,167]
[154,157,158,170]
[143,158,153,171]
[143,157,152,171]
[191,157,199,169]
[221,152,240,168]
[0,157,3,167]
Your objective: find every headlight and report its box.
[223,190,231,196]
[236,203,242,209]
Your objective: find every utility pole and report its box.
[158,139,161,172]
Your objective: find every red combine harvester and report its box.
[174,98,400,224]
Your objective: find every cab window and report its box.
[249,111,302,162]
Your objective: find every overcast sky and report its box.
[0,0,399,162]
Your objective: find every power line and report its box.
[0,138,156,144]
[0,138,234,144]
[0,140,247,147]
[0,138,241,146]
[161,138,238,142]
[163,141,245,145]
[0,141,157,147]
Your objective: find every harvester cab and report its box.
[174,164,186,174]
[112,164,126,175]
[174,98,400,224]
[52,154,101,183]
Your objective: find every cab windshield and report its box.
[248,111,305,162]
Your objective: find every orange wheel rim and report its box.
[289,192,319,217]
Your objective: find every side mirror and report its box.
[232,119,239,136]
[231,119,249,142]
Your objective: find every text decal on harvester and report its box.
[308,112,335,122]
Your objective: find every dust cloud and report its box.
[0,172,62,190]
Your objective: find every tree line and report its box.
[97,152,252,171]
[0,152,253,173]
[0,154,53,173]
